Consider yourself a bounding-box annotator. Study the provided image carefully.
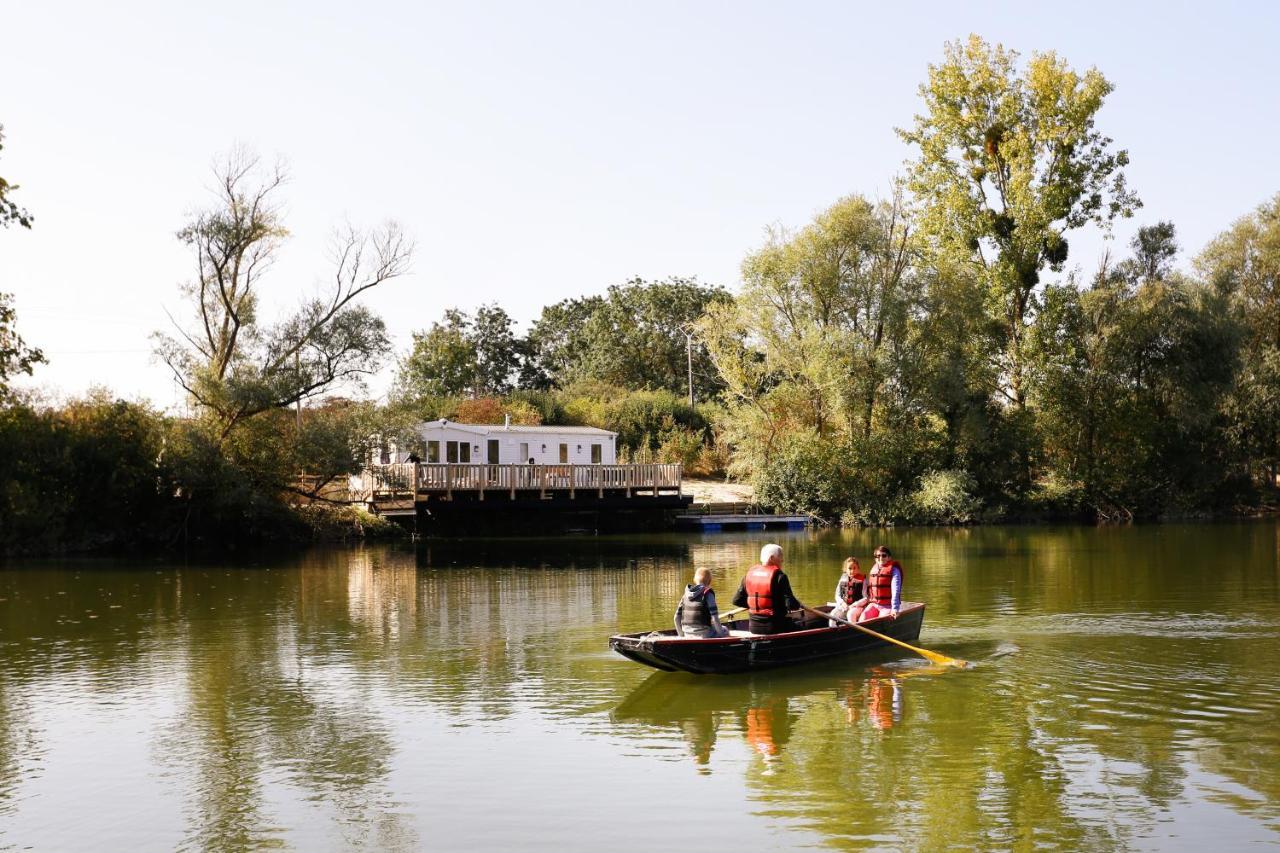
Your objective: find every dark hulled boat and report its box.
[609,602,926,674]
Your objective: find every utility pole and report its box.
[295,349,302,434]
[683,327,695,407]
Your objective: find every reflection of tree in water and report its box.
[157,556,414,852]
[3,526,1279,849]
[0,686,40,824]
[354,542,707,718]
[611,660,1120,847]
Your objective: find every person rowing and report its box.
[732,544,805,635]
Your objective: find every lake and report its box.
[2,522,1278,850]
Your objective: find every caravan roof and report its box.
[418,419,617,438]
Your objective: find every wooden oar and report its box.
[719,606,746,621]
[804,606,967,669]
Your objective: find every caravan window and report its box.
[446,441,458,463]
[427,441,440,463]
[460,443,471,463]
[591,444,602,464]
[559,443,569,463]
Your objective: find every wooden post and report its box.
[569,464,575,499]
[445,464,452,501]
[478,464,485,502]
[509,464,516,500]
[540,464,547,499]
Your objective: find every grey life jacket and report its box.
[679,584,713,634]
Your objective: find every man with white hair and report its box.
[732,543,805,635]
[674,567,730,638]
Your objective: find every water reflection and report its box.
[0,522,1278,849]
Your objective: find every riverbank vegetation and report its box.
[3,35,1279,553]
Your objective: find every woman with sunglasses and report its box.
[852,546,903,622]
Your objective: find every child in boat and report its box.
[674,567,730,638]
[829,557,865,626]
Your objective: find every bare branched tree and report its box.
[154,149,413,441]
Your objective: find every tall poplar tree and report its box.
[899,35,1140,409]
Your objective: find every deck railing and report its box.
[350,462,683,502]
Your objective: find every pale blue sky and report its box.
[2,1,1278,406]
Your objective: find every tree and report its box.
[1029,228,1241,516]
[522,278,729,397]
[0,125,43,400]
[471,303,520,395]
[521,295,604,389]
[0,292,44,401]
[396,309,476,398]
[899,35,1140,409]
[1118,221,1178,286]
[701,193,916,445]
[699,193,939,518]
[396,303,519,399]
[0,125,33,229]
[1196,194,1280,485]
[153,150,411,441]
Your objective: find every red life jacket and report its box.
[746,707,778,757]
[744,564,779,617]
[838,573,866,605]
[867,560,903,607]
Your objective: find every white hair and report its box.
[760,544,783,566]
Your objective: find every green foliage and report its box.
[910,470,981,524]
[153,151,407,442]
[701,194,916,441]
[754,435,854,521]
[1027,227,1242,516]
[397,309,473,398]
[900,34,1140,408]
[656,426,703,469]
[0,125,33,229]
[0,293,45,401]
[507,389,568,425]
[1196,194,1280,484]
[601,389,710,454]
[296,503,401,541]
[525,278,730,397]
[397,303,520,399]
[452,396,541,425]
[0,391,408,555]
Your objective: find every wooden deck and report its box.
[350,462,684,511]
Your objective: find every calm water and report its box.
[2,523,1279,851]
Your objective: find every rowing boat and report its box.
[608,602,926,674]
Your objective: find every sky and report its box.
[2,0,1279,408]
